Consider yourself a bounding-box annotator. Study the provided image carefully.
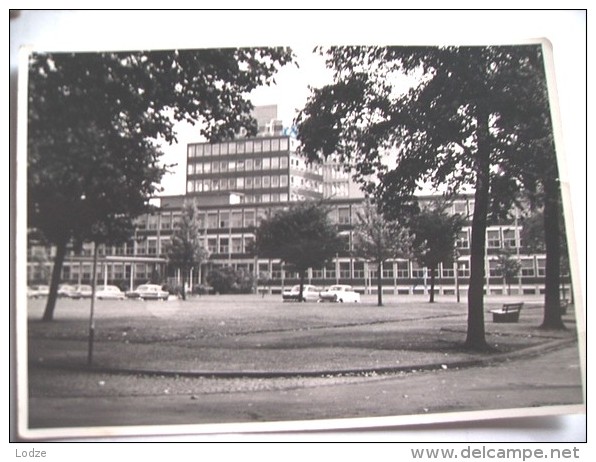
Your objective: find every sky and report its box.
[156,46,334,196]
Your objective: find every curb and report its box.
[35,338,578,380]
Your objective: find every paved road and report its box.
[26,344,584,437]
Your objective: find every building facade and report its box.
[26,107,565,297]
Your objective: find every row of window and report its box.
[188,137,290,158]
[187,174,290,193]
[188,155,290,175]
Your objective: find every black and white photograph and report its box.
[10,10,587,444]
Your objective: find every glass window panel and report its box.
[203,179,211,191]
[228,142,237,154]
[254,158,262,170]
[237,177,244,189]
[195,162,203,174]
[245,141,254,153]
[279,138,288,150]
[203,162,211,173]
[245,177,253,189]
[187,163,195,175]
[280,175,288,187]
[236,141,244,154]
[212,161,220,173]
[254,140,262,153]
[271,175,279,187]
[187,145,195,158]
[271,138,280,151]
[220,142,228,155]
[271,157,280,169]
[280,156,288,168]
[204,144,211,156]
[262,139,271,152]
[212,144,220,156]
[263,157,271,169]
[196,179,203,192]
[220,161,228,172]
[254,176,262,188]
[228,160,236,171]
[236,160,244,171]
[263,176,270,187]
[187,180,194,192]
[245,159,253,171]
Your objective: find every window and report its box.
[187,163,195,175]
[195,179,203,192]
[411,262,425,278]
[487,230,501,248]
[237,177,244,189]
[262,139,271,152]
[254,176,262,188]
[228,160,236,172]
[382,262,394,279]
[244,236,254,253]
[254,158,262,170]
[396,261,409,278]
[204,144,211,156]
[246,159,253,171]
[271,138,280,151]
[338,207,350,225]
[195,163,203,174]
[254,140,262,153]
[228,142,237,154]
[203,162,211,173]
[245,141,254,153]
[207,212,218,229]
[489,260,501,277]
[280,156,289,169]
[537,258,546,276]
[521,259,535,277]
[187,180,195,192]
[220,161,228,172]
[160,213,171,230]
[212,161,220,173]
[458,260,470,278]
[228,178,237,190]
[271,175,279,187]
[456,230,469,248]
[236,160,244,171]
[203,179,211,191]
[245,177,253,189]
[280,193,288,202]
[263,157,271,170]
[207,238,217,253]
[325,262,336,279]
[263,176,270,187]
[339,262,350,279]
[220,142,228,155]
[212,144,220,156]
[503,229,517,248]
[271,157,280,169]
[232,237,242,253]
[219,238,229,254]
[212,179,220,191]
[279,138,288,150]
[147,239,157,255]
[262,193,271,203]
[219,211,230,228]
[453,201,467,215]
[188,145,196,158]
[280,175,288,187]
[231,211,243,228]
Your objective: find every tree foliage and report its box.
[27,47,294,320]
[165,201,210,300]
[296,44,555,348]
[352,199,411,306]
[408,201,467,303]
[254,201,343,302]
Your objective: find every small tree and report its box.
[408,202,467,303]
[352,200,411,306]
[165,201,210,300]
[495,249,522,295]
[254,202,343,302]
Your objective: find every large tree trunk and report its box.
[42,236,67,322]
[465,105,490,350]
[428,267,436,303]
[377,261,383,306]
[541,173,565,329]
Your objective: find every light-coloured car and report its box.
[57,283,77,298]
[282,284,322,302]
[72,284,93,299]
[28,285,49,298]
[319,284,361,303]
[95,285,126,300]
[126,284,169,301]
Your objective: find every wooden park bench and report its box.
[490,302,524,323]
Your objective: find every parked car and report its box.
[71,284,93,299]
[57,283,78,298]
[27,285,49,298]
[319,284,361,303]
[126,284,169,301]
[282,284,322,302]
[95,285,126,300]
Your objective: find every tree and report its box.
[254,202,343,302]
[352,199,411,306]
[207,266,255,295]
[27,47,294,320]
[296,45,547,350]
[408,202,467,303]
[494,249,522,296]
[165,201,210,300]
